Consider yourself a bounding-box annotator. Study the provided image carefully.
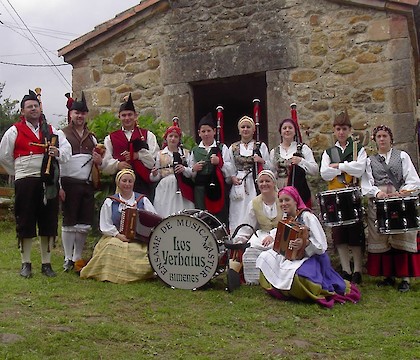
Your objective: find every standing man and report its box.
[188,113,232,224]
[0,89,71,278]
[58,92,103,272]
[320,109,367,284]
[101,94,158,199]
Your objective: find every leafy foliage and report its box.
[0,83,20,138]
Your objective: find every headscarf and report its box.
[115,169,136,194]
[278,186,308,211]
[237,115,255,131]
[164,125,182,140]
[257,169,276,183]
[372,124,393,144]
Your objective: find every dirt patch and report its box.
[0,333,24,344]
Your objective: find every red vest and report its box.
[13,117,52,159]
[109,127,151,183]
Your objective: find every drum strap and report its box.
[376,155,401,191]
[330,147,348,185]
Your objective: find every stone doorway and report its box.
[192,73,267,146]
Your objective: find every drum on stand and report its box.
[317,187,363,227]
[148,209,228,290]
[374,195,420,234]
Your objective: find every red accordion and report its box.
[273,219,309,261]
[119,208,163,243]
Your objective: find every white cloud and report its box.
[0,0,140,126]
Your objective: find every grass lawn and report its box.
[0,220,419,360]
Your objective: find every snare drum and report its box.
[317,187,363,227]
[374,195,420,234]
[148,209,228,290]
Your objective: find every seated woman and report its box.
[256,186,360,308]
[232,170,283,285]
[80,169,157,284]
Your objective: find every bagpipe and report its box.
[170,116,194,203]
[287,103,311,205]
[29,88,59,187]
[204,106,225,213]
[252,99,263,194]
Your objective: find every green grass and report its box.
[0,222,419,360]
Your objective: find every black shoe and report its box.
[377,277,395,287]
[398,280,410,293]
[41,263,57,277]
[20,262,32,278]
[340,271,352,281]
[351,272,362,284]
[63,259,74,272]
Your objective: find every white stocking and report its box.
[349,246,363,273]
[336,244,351,274]
[40,236,54,264]
[61,228,76,261]
[20,238,33,263]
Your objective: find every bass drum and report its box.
[148,209,228,290]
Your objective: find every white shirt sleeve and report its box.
[101,135,119,175]
[298,144,318,176]
[0,125,17,175]
[400,151,420,192]
[302,211,328,257]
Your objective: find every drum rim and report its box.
[317,187,361,196]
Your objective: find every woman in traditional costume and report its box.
[228,115,270,234]
[256,186,360,308]
[232,170,282,285]
[150,122,194,218]
[80,169,157,283]
[361,125,420,292]
[270,118,318,207]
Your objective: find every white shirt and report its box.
[320,141,367,181]
[361,148,420,197]
[0,120,71,180]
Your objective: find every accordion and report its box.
[273,219,309,261]
[120,208,138,241]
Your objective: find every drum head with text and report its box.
[148,214,220,290]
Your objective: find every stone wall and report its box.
[70,0,419,167]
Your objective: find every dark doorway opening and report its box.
[192,73,267,146]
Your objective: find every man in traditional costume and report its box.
[0,89,71,278]
[58,92,103,272]
[320,110,367,284]
[101,94,158,200]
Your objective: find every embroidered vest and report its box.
[252,195,282,232]
[231,141,255,171]
[370,149,404,188]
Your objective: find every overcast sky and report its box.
[0,0,141,126]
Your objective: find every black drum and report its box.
[317,187,363,227]
[374,195,420,234]
[148,209,228,290]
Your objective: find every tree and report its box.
[0,83,20,138]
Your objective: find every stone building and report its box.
[59,0,420,166]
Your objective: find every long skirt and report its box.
[80,235,153,284]
[259,253,361,308]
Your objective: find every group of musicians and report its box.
[0,89,419,302]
